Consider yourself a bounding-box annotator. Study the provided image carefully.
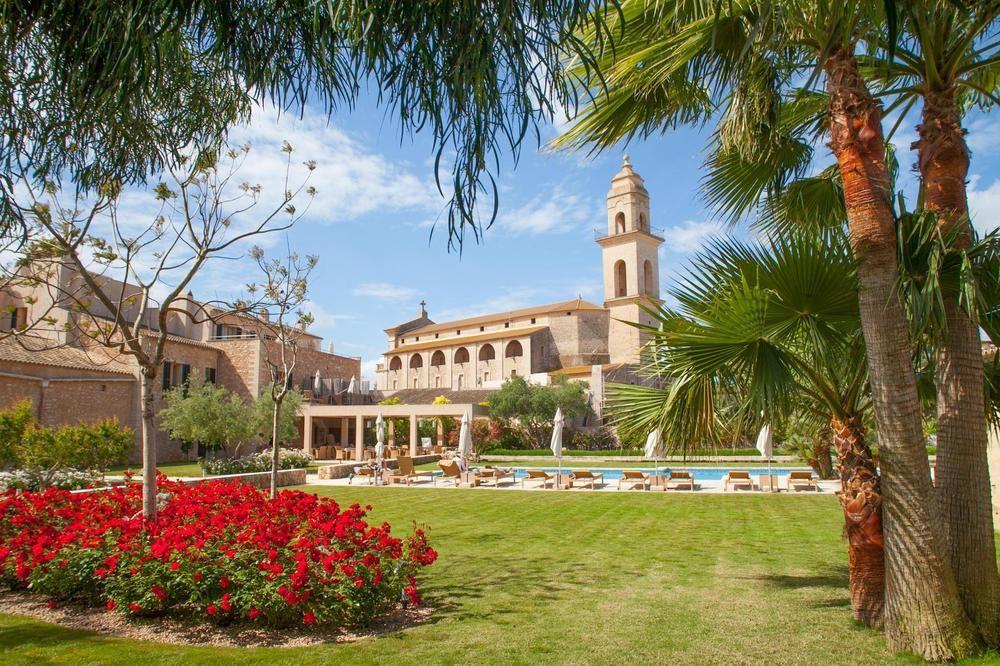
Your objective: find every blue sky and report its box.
[170,96,1000,382]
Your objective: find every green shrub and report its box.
[0,402,131,484]
[201,448,313,475]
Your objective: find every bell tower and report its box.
[599,156,663,363]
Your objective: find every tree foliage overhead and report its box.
[0,0,620,248]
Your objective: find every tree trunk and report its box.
[831,416,884,627]
[824,49,978,660]
[270,398,282,499]
[139,369,158,521]
[916,86,1000,646]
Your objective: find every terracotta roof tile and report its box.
[0,336,133,375]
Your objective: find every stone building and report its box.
[376,157,662,395]
[0,270,360,463]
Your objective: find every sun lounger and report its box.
[479,467,516,486]
[436,460,479,487]
[388,456,436,486]
[521,469,557,489]
[786,470,819,491]
[666,470,696,490]
[618,470,651,490]
[569,470,604,489]
[723,470,754,491]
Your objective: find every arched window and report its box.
[409,354,423,369]
[454,347,470,364]
[639,212,648,231]
[615,211,626,234]
[435,376,441,388]
[505,340,523,358]
[430,350,446,367]
[478,344,495,361]
[643,260,654,295]
[615,260,627,297]
[389,356,402,371]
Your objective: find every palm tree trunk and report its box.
[917,87,1000,646]
[824,48,978,660]
[831,416,883,627]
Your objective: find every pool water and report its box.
[483,467,811,482]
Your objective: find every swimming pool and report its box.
[494,467,811,482]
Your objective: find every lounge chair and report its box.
[618,470,651,490]
[479,466,516,487]
[436,460,479,487]
[521,469,557,489]
[786,470,819,492]
[388,456,436,486]
[666,470,696,490]
[569,470,604,489]
[723,470,754,492]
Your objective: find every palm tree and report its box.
[554,1,979,656]
[608,232,887,625]
[865,3,1000,642]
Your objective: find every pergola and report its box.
[299,402,490,459]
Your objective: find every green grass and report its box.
[3,487,995,664]
[106,462,324,478]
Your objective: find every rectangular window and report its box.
[214,323,224,338]
[531,318,536,324]
[504,322,509,328]
[162,361,173,390]
[204,367,216,384]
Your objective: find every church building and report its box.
[375,157,663,395]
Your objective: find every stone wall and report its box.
[0,359,137,440]
[210,338,261,400]
[317,454,441,480]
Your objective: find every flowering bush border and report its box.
[0,478,436,629]
[201,447,313,476]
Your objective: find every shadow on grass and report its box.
[0,618,109,650]
[749,565,849,591]
[423,554,594,623]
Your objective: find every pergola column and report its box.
[340,417,349,448]
[388,420,395,447]
[436,419,443,448]
[302,412,313,455]
[409,413,418,457]
[355,414,364,461]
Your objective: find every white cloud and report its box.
[495,188,599,235]
[430,287,552,323]
[969,175,1000,236]
[967,115,1000,156]
[662,219,724,253]
[353,282,421,302]
[227,103,444,224]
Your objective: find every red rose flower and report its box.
[248,608,261,620]
[206,604,218,616]
[105,599,117,611]
[151,585,167,602]
[129,602,142,613]
[303,611,316,625]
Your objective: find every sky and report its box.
[122,95,1000,383]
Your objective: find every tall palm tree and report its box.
[553,1,979,657]
[865,2,1000,642]
[608,233,886,625]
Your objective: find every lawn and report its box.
[0,488,995,664]
[107,462,325,477]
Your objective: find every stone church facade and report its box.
[376,158,663,394]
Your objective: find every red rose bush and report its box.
[0,477,436,628]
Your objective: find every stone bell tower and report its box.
[598,156,663,364]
